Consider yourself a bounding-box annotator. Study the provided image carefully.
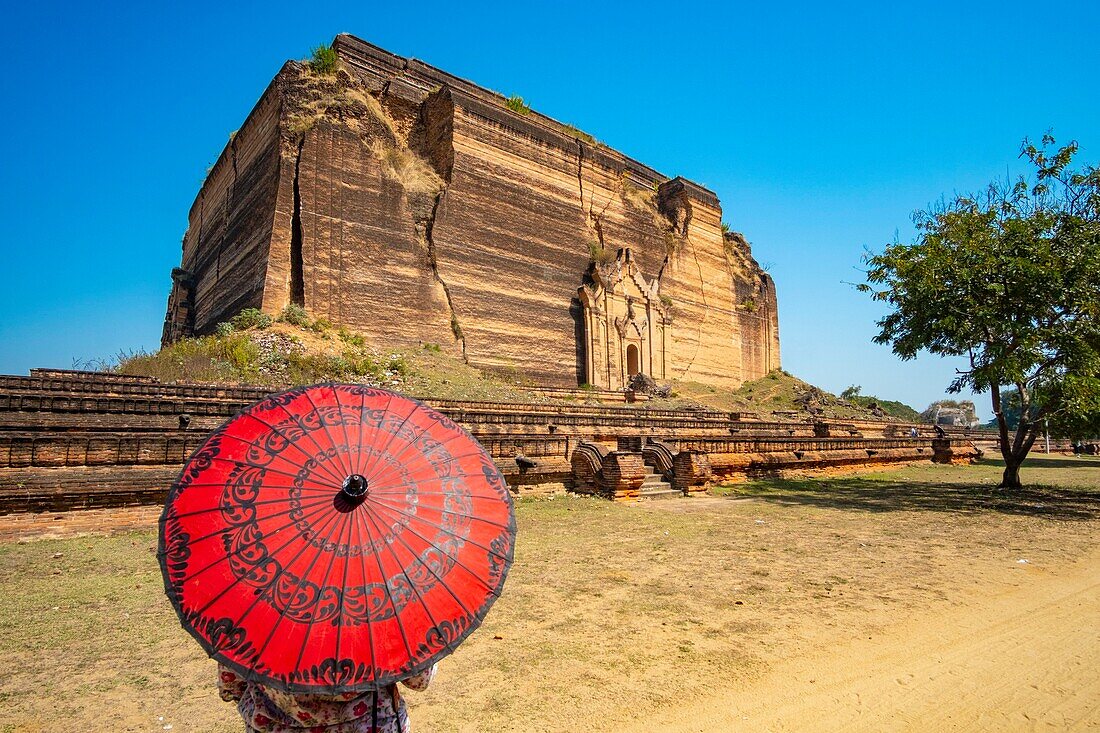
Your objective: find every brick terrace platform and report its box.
[0,369,984,510]
[0,505,161,542]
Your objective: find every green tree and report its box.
[860,135,1100,488]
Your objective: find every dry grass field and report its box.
[1,456,1097,732]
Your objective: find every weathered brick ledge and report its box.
[0,370,981,511]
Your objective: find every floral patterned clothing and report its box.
[218,664,436,733]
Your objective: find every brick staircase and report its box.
[638,460,681,499]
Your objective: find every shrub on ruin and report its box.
[337,327,366,348]
[505,95,531,115]
[309,44,339,75]
[589,241,615,265]
[214,322,234,337]
[231,308,273,331]
[279,303,310,327]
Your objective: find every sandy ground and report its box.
[629,546,1100,732]
[1,458,1097,732]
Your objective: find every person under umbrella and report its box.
[216,660,434,732]
[159,385,516,732]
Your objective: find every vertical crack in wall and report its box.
[415,86,466,360]
[422,189,466,361]
[576,141,586,214]
[575,141,613,260]
[289,137,305,306]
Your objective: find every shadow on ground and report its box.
[731,459,1100,521]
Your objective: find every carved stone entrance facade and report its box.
[577,248,669,390]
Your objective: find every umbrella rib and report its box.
[299,386,355,482]
[171,495,336,585]
[364,489,515,504]
[364,497,512,562]
[213,429,345,487]
[236,507,348,687]
[232,410,348,486]
[364,501,506,597]
[329,385,359,479]
[350,496,378,688]
[358,504,462,666]
[331,500,358,692]
[361,501,479,643]
[356,389,398,485]
[278,505,356,694]
[362,447,498,494]
[170,491,339,521]
[354,506,416,674]
[358,400,427,488]
[360,415,482,489]
[203,455,341,487]
[368,492,513,531]
[266,392,356,486]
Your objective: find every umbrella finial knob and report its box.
[341,474,369,499]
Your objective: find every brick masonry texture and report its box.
[0,370,981,513]
[162,35,781,390]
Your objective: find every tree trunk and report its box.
[1000,458,1023,489]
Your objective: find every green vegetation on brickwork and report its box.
[309,44,339,75]
[505,95,531,115]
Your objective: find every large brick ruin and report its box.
[0,38,996,520]
[161,34,780,391]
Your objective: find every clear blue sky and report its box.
[2,1,1097,419]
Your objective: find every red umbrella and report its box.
[159,384,515,693]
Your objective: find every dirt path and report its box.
[630,548,1100,732]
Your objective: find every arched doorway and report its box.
[626,343,640,377]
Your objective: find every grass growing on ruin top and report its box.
[114,307,912,419]
[668,370,917,421]
[113,307,546,402]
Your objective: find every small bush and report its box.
[505,95,531,115]
[214,322,234,337]
[279,303,310,327]
[741,298,757,313]
[659,294,673,309]
[589,241,615,265]
[337,327,366,348]
[721,222,731,234]
[309,44,339,75]
[423,342,442,353]
[231,308,273,330]
[311,318,332,332]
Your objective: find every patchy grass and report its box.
[665,370,898,420]
[714,455,1100,518]
[561,123,595,144]
[1,460,1096,731]
[372,141,444,197]
[285,65,396,142]
[116,322,409,388]
[114,320,550,404]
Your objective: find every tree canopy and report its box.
[860,135,1100,487]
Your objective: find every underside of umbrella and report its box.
[158,384,516,693]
